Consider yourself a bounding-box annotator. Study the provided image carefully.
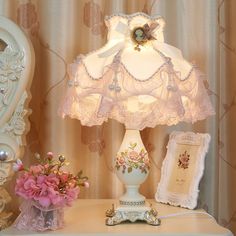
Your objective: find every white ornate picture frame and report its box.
[155,131,211,209]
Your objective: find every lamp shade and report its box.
[59,12,215,130]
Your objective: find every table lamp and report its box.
[59,12,215,225]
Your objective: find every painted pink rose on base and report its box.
[115,143,150,174]
[129,151,141,163]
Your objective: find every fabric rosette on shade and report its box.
[59,12,215,130]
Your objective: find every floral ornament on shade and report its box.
[115,142,150,174]
[14,152,89,208]
[131,22,159,51]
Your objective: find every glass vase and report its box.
[14,200,64,231]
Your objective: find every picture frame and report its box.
[155,131,211,209]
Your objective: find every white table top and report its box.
[2,199,233,236]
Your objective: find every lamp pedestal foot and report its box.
[105,202,161,226]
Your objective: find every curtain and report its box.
[0,0,235,233]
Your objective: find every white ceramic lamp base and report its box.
[105,130,160,226]
[115,129,150,206]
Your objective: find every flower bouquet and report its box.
[13,152,89,231]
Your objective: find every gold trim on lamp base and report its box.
[105,202,161,226]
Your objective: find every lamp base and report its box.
[105,202,161,226]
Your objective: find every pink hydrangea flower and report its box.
[15,152,88,208]
[60,173,69,183]
[29,164,44,175]
[64,187,79,206]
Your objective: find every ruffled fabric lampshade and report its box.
[59,13,215,130]
[59,12,215,225]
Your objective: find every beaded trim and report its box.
[153,47,196,81]
[70,54,194,84]
[105,12,165,30]
[105,12,163,22]
[120,60,169,82]
[120,200,145,206]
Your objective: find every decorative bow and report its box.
[98,21,159,57]
[142,22,159,40]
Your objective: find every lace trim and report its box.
[60,94,215,130]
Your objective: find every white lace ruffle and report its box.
[58,59,215,130]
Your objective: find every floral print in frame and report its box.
[178,151,190,169]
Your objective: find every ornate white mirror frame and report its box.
[0,16,35,229]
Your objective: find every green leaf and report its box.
[128,167,132,173]
[129,142,137,150]
[77,170,83,177]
